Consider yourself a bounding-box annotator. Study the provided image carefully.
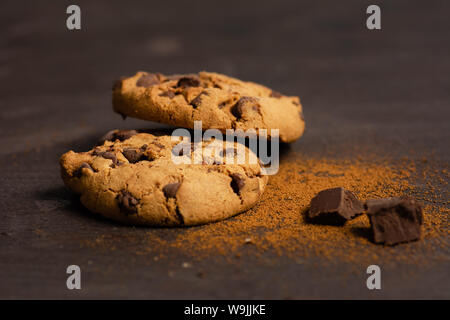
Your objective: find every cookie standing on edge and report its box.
[60,130,268,226]
[113,71,305,143]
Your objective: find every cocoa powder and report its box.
[142,155,449,264]
[81,154,448,266]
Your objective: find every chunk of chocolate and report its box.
[366,197,422,245]
[114,129,138,141]
[136,73,160,87]
[308,187,363,225]
[190,92,207,108]
[98,130,116,144]
[163,182,181,198]
[122,148,149,164]
[117,191,139,215]
[231,97,258,119]
[176,76,200,88]
[92,150,119,167]
[74,162,94,178]
[98,129,138,145]
[230,173,245,194]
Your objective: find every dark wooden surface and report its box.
[0,0,449,299]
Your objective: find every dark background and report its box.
[0,0,449,299]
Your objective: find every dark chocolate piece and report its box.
[136,73,160,87]
[98,129,138,145]
[230,173,245,194]
[190,92,207,108]
[366,197,422,245]
[117,191,139,215]
[114,130,138,141]
[74,162,94,178]
[93,150,119,167]
[308,187,363,225]
[163,183,181,198]
[231,97,258,119]
[122,148,148,164]
[176,76,200,88]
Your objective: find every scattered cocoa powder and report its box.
[78,154,448,267]
[141,155,449,264]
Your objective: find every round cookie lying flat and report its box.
[113,71,305,143]
[60,130,268,226]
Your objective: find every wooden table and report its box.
[1,0,448,299]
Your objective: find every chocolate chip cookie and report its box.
[113,72,305,143]
[60,130,268,226]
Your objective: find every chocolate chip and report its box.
[176,76,200,88]
[307,187,363,225]
[190,92,207,108]
[74,162,94,178]
[115,129,138,141]
[366,197,422,245]
[98,129,138,145]
[99,151,116,161]
[136,73,160,87]
[93,150,119,166]
[230,173,245,194]
[163,182,181,198]
[98,130,116,145]
[231,97,257,119]
[231,101,244,119]
[117,191,139,215]
[159,91,175,98]
[122,148,148,164]
[140,144,148,151]
[270,90,283,98]
[100,152,118,165]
